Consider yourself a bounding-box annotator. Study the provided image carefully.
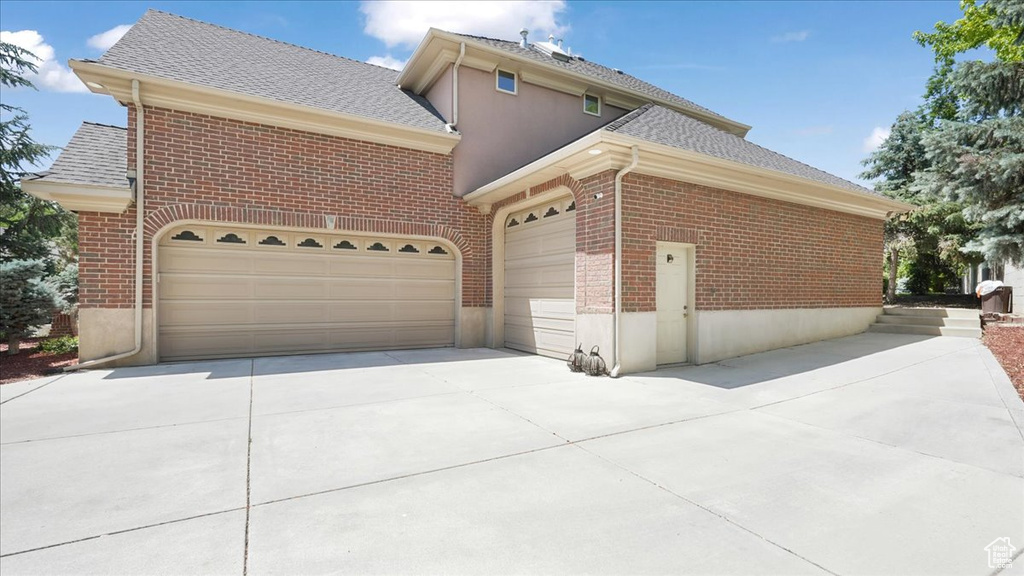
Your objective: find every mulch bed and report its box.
[892,294,980,309]
[0,338,78,385]
[982,325,1024,402]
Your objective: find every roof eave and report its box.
[466,131,913,219]
[72,60,461,155]
[21,178,132,213]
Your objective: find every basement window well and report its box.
[584,94,601,116]
[496,69,517,94]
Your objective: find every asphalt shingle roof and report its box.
[604,104,874,194]
[98,10,448,132]
[26,122,129,189]
[448,32,741,129]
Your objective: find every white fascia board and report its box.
[466,130,914,219]
[72,61,460,155]
[21,179,132,213]
[603,132,915,219]
[463,132,605,205]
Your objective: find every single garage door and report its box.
[503,197,576,358]
[158,225,456,361]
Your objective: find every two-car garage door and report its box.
[157,225,456,361]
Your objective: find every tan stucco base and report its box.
[692,306,882,365]
[618,312,658,374]
[575,312,614,366]
[78,308,158,367]
[459,307,490,348]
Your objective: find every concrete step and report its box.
[882,306,979,319]
[874,315,980,328]
[867,323,982,338]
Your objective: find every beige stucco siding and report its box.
[446,66,627,196]
[425,65,454,123]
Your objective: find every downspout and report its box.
[67,79,145,370]
[448,42,466,130]
[609,145,639,378]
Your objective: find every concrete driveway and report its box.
[1,333,1022,575]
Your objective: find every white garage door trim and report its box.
[503,197,576,358]
[154,223,460,361]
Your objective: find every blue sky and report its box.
[0,1,965,187]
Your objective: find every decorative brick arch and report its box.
[490,173,586,215]
[144,204,472,257]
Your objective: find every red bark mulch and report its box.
[982,325,1024,402]
[0,338,79,385]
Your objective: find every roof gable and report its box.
[451,33,736,126]
[398,29,751,137]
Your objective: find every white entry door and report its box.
[656,242,689,364]
[503,198,576,358]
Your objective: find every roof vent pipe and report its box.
[520,28,529,48]
[557,38,563,48]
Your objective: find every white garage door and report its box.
[503,198,576,358]
[158,225,456,361]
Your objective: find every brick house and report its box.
[23,10,910,374]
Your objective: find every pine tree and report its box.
[913,0,1024,265]
[862,112,980,300]
[0,41,74,265]
[0,260,60,354]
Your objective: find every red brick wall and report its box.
[621,172,883,312]
[79,105,488,309]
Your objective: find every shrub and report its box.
[36,335,78,355]
[51,263,78,315]
[0,260,60,355]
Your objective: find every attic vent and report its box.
[533,37,571,62]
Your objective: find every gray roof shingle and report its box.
[26,122,129,189]
[604,104,874,194]
[448,32,743,130]
[98,10,448,132]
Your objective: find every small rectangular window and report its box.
[496,69,517,94]
[584,94,601,116]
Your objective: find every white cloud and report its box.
[0,30,87,92]
[863,126,891,152]
[366,54,408,70]
[360,0,568,49]
[771,30,809,43]
[86,24,131,51]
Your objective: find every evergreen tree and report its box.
[0,259,60,354]
[0,41,75,265]
[913,0,1024,265]
[862,112,980,299]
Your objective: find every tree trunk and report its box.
[7,335,20,355]
[887,246,899,304]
